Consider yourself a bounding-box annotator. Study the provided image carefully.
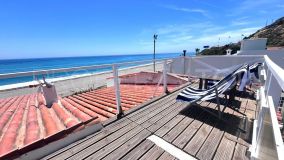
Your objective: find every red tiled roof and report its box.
[0,84,177,158]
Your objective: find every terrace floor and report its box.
[43,83,257,160]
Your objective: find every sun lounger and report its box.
[177,64,250,132]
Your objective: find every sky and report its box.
[0,0,283,59]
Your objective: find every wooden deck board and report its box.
[83,124,144,159]
[162,115,194,143]
[43,83,256,160]
[172,109,207,149]
[212,107,238,160]
[134,95,179,124]
[196,124,224,160]
[155,115,185,137]
[158,151,176,160]
[184,115,216,156]
[232,143,249,160]
[128,92,179,121]
[139,101,182,128]
[101,129,151,160]
[213,133,237,160]
[183,101,220,156]
[139,145,165,160]
[195,97,238,160]
[147,103,186,132]
[66,122,138,159]
[46,118,132,160]
[120,140,154,160]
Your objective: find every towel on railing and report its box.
[238,62,263,91]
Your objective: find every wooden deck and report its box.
[42,83,257,160]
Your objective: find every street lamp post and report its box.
[153,34,158,72]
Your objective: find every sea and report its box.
[0,53,195,86]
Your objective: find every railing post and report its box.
[163,60,168,93]
[265,71,272,97]
[112,64,123,117]
[183,56,186,75]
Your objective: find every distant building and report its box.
[226,49,232,55]
[240,38,267,51]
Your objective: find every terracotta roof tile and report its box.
[39,102,60,137]
[82,92,133,108]
[62,98,101,120]
[0,95,29,155]
[24,95,40,145]
[59,98,94,122]
[68,96,116,118]
[52,103,80,128]
[0,84,178,158]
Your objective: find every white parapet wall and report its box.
[241,38,267,51]
[238,50,284,68]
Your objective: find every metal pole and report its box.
[214,87,221,119]
[153,34,158,72]
[163,60,168,93]
[154,38,156,72]
[112,64,123,117]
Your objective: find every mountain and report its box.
[198,43,240,56]
[247,16,284,46]
[199,16,284,55]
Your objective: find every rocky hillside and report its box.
[247,16,284,46]
[198,43,240,56]
[199,16,284,55]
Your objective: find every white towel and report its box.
[238,69,250,91]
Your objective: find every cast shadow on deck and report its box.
[178,97,253,145]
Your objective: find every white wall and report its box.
[241,39,267,51]
[238,50,284,68]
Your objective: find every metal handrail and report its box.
[0,58,172,79]
[264,55,284,91]
[250,55,284,160]
[267,96,284,160]
[184,55,263,59]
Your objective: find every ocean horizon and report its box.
[0,52,195,85]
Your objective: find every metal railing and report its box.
[0,58,170,80]
[250,55,284,160]
[0,58,174,115]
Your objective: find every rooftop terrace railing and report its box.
[250,55,284,160]
[0,58,171,80]
[0,58,175,95]
[0,57,175,114]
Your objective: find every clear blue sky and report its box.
[0,0,283,59]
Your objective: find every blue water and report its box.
[0,53,195,85]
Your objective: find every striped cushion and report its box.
[176,64,249,103]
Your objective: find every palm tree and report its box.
[195,48,200,54]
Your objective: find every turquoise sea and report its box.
[0,53,195,85]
